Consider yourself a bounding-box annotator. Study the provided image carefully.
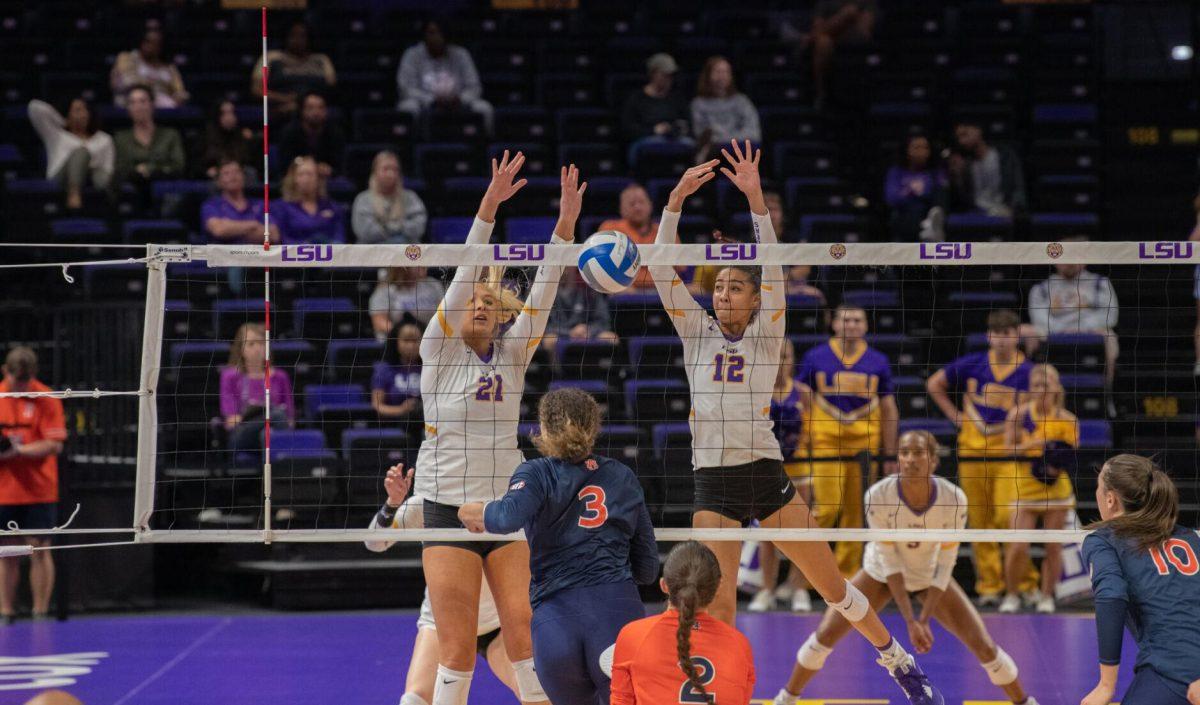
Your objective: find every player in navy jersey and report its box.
[459,387,660,705]
[1081,454,1200,705]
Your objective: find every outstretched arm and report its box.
[651,160,720,337]
[506,164,585,362]
[720,139,784,335]
[420,150,527,359]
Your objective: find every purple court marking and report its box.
[0,610,1135,705]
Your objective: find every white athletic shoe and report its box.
[1035,595,1056,614]
[1022,697,1041,705]
[748,589,776,613]
[975,593,1002,608]
[1020,590,1043,608]
[791,590,813,613]
[774,688,799,705]
[773,584,796,602]
[998,594,1021,614]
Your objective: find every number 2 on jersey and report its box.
[1149,538,1199,576]
[712,354,745,383]
[577,485,608,529]
[679,656,716,703]
[475,374,505,402]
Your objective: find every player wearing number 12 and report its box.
[459,387,660,705]
[651,141,943,705]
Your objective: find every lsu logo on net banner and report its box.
[919,242,972,260]
[280,244,333,262]
[705,243,757,261]
[493,244,545,261]
[1138,241,1194,259]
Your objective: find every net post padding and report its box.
[133,254,168,533]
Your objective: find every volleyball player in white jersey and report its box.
[773,431,1038,705]
[416,153,585,705]
[651,140,942,705]
[365,465,518,705]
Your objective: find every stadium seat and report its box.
[1061,373,1106,419]
[1030,212,1099,240]
[651,421,694,525]
[558,143,623,177]
[1034,175,1099,212]
[538,73,600,108]
[556,107,618,142]
[1078,420,1112,449]
[1044,333,1107,375]
[580,176,633,217]
[343,428,411,507]
[269,429,330,461]
[627,336,686,382]
[302,384,368,421]
[487,143,551,176]
[292,297,360,340]
[271,340,322,392]
[414,143,480,182]
[557,340,619,383]
[50,217,107,243]
[893,375,932,418]
[632,141,694,181]
[784,177,849,213]
[213,299,263,341]
[785,295,826,336]
[549,379,620,420]
[325,339,385,386]
[943,291,1020,334]
[797,214,871,243]
[504,216,558,244]
[595,424,649,472]
[440,178,491,216]
[624,379,689,424]
[945,213,1013,242]
[124,219,187,245]
[428,216,475,244]
[494,106,551,142]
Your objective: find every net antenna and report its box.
[259,5,276,542]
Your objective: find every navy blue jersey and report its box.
[484,455,660,608]
[1083,525,1200,696]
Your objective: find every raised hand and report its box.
[720,139,766,214]
[555,163,587,242]
[383,463,413,507]
[667,159,720,211]
[478,149,528,222]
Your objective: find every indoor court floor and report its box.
[0,608,1134,705]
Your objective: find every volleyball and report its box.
[577,230,641,294]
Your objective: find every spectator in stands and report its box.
[351,151,427,245]
[277,92,345,179]
[275,156,345,244]
[885,133,947,241]
[800,0,878,110]
[27,97,114,210]
[371,317,423,431]
[369,267,445,339]
[202,159,277,244]
[947,120,1027,218]
[251,20,336,121]
[0,347,67,624]
[396,20,493,135]
[110,25,189,109]
[621,53,692,166]
[198,100,255,180]
[113,85,185,197]
[221,323,295,457]
[786,264,825,301]
[691,56,761,161]
[542,269,619,357]
[599,183,661,289]
[1027,252,1120,388]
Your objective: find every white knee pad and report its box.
[513,657,548,703]
[981,647,1019,686]
[598,643,615,678]
[796,632,833,671]
[400,694,431,705]
[830,580,870,622]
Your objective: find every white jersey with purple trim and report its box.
[416,584,502,636]
[414,217,565,506]
[863,475,968,592]
[649,207,785,469]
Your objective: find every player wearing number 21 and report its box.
[650,140,942,705]
[1081,454,1200,705]
[414,154,585,705]
[459,388,659,705]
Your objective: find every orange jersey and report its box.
[610,610,755,705]
[0,379,67,504]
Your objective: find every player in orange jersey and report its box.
[611,541,755,705]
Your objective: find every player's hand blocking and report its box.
[478,149,528,222]
[383,464,413,508]
[555,164,587,241]
[667,159,719,211]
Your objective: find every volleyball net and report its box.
[3,239,1198,547]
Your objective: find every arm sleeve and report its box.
[752,210,786,338]
[419,217,494,359]
[483,464,546,534]
[629,495,660,585]
[649,208,705,340]
[27,99,64,144]
[1027,282,1050,334]
[1094,597,1129,666]
[504,235,568,365]
[350,192,384,244]
[609,635,637,705]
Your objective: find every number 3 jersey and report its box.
[863,475,969,592]
[649,208,786,470]
[414,217,564,506]
[483,455,659,609]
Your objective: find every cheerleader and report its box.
[649,140,942,705]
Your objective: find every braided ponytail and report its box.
[662,541,722,699]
